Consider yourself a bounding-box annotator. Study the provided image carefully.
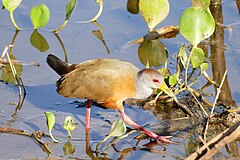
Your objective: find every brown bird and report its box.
[46,54,174,143]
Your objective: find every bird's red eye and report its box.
[152,78,159,83]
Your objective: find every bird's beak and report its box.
[158,82,175,98]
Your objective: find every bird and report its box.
[46,54,175,143]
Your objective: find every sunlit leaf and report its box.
[168,73,179,86]
[30,30,49,52]
[66,0,78,20]
[200,63,208,73]
[2,0,22,12]
[1,55,22,84]
[138,40,168,67]
[192,0,210,8]
[127,0,139,14]
[179,7,215,46]
[139,0,169,31]
[109,118,126,137]
[63,116,76,137]
[63,141,76,156]
[96,118,126,151]
[178,45,187,68]
[44,112,59,143]
[190,47,204,68]
[30,4,50,29]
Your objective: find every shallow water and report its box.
[0,0,239,159]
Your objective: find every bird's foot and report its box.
[155,135,179,144]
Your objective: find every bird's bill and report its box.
[158,82,175,98]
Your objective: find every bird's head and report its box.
[135,68,174,99]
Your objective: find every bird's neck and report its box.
[134,79,153,99]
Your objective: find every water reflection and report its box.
[210,1,237,107]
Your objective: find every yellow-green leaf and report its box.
[30,4,50,29]
[66,0,78,20]
[2,0,22,12]
[179,7,215,46]
[139,0,169,31]
[190,47,204,68]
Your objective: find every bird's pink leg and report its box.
[119,110,176,144]
[86,99,92,131]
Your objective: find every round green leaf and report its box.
[190,47,204,68]
[179,7,215,46]
[139,0,169,31]
[138,40,168,67]
[30,30,49,52]
[30,4,50,29]
[2,0,22,12]
[66,0,78,20]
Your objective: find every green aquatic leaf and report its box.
[192,0,210,8]
[66,0,78,20]
[96,118,126,151]
[30,4,50,29]
[44,112,59,143]
[30,30,49,52]
[2,0,22,12]
[139,0,169,31]
[200,63,209,73]
[109,118,126,137]
[63,116,76,137]
[138,40,168,67]
[190,47,204,68]
[127,0,139,14]
[168,73,179,86]
[179,7,215,46]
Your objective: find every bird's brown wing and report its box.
[57,59,139,109]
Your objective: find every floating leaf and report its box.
[179,7,215,46]
[30,4,50,29]
[192,0,210,8]
[2,0,22,12]
[138,40,168,67]
[66,0,78,20]
[200,63,209,73]
[44,112,59,143]
[30,30,49,52]
[139,0,170,31]
[63,116,76,138]
[127,0,139,14]
[1,55,22,84]
[190,47,204,68]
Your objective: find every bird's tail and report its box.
[46,54,76,76]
